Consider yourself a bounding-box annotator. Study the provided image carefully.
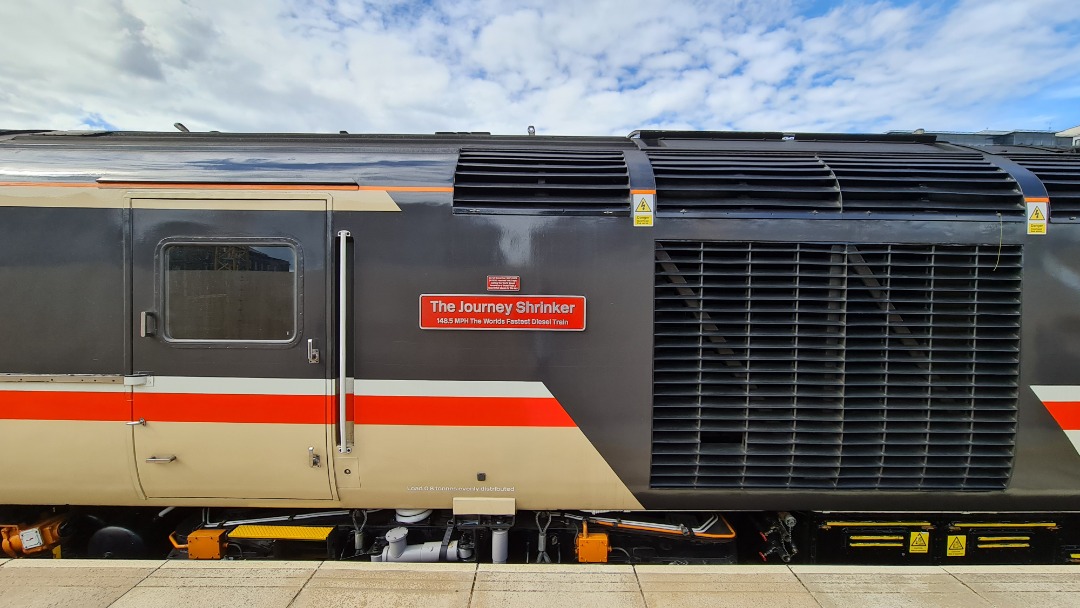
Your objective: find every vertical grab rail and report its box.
[337,229,352,453]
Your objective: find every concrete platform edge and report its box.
[2,560,1080,608]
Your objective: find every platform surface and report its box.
[1,560,1079,608]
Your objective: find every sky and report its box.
[1,0,1078,136]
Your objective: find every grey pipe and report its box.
[491,529,509,564]
[371,527,473,563]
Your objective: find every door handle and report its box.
[146,456,177,463]
[126,418,146,426]
[309,447,321,468]
[140,311,157,337]
[307,339,320,364]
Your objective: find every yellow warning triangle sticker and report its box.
[911,533,927,547]
[636,198,652,213]
[949,537,964,550]
[1030,206,1045,221]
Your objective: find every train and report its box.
[2,128,1080,565]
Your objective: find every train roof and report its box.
[1,130,1077,219]
[4,128,1078,156]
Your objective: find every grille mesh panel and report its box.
[647,150,1024,217]
[1002,153,1080,220]
[647,150,841,212]
[651,241,1021,490]
[453,149,630,214]
[820,152,1025,216]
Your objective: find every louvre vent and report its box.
[647,151,1023,217]
[453,149,630,214]
[648,151,841,213]
[820,152,1024,217]
[1002,153,1080,221]
[652,241,1021,490]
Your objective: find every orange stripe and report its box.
[359,186,453,192]
[1044,402,1080,431]
[1,391,570,427]
[0,391,130,421]
[631,189,657,195]
[356,395,575,427]
[134,393,325,424]
[1025,197,1050,203]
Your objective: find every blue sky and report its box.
[1,0,1078,135]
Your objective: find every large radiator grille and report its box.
[651,241,1021,490]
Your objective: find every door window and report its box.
[163,243,297,342]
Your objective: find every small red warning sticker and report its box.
[486,275,521,292]
[420,295,586,331]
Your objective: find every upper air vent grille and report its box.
[647,151,840,213]
[647,151,1024,218]
[1003,153,1080,221]
[820,152,1024,217]
[454,149,630,215]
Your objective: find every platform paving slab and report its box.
[289,561,475,608]
[792,566,993,608]
[635,565,807,593]
[977,592,1080,608]
[944,565,1080,594]
[943,566,1080,608]
[472,564,646,608]
[0,559,161,608]
[138,559,318,587]
[108,560,317,608]
[630,565,816,608]
[792,565,971,594]
[634,564,820,608]
[812,592,993,608]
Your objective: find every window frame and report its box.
[155,237,304,347]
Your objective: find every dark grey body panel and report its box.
[345,201,1080,511]
[0,207,126,375]
[132,209,327,379]
[3,131,1080,512]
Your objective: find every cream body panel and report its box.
[0,186,125,208]
[0,187,401,212]
[0,420,140,504]
[337,425,643,510]
[132,198,325,211]
[133,422,333,500]
[2,420,641,509]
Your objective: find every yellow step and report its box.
[228,525,334,541]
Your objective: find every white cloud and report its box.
[0,0,1077,134]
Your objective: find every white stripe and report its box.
[1066,430,1080,454]
[137,376,330,395]
[354,380,553,399]
[1030,386,1080,402]
[0,382,127,393]
[0,376,554,398]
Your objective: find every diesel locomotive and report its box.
[2,128,1080,564]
